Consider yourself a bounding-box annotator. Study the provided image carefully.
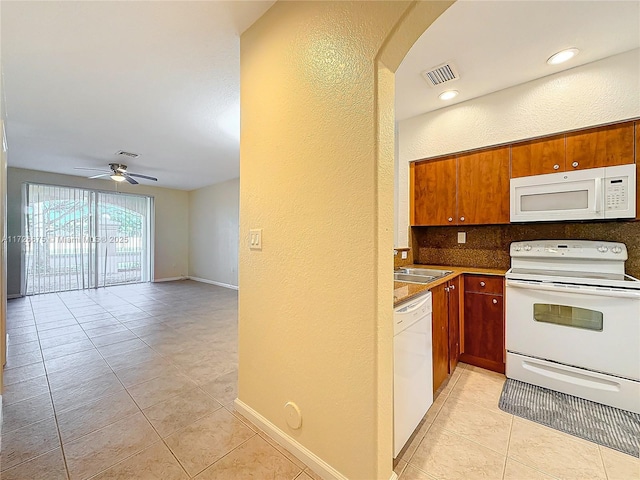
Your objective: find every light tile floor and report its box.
[1,281,318,480]
[395,363,640,480]
[2,281,639,479]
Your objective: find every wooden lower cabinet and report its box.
[447,275,461,372]
[460,274,505,373]
[431,283,449,393]
[431,277,461,393]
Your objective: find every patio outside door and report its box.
[23,183,153,295]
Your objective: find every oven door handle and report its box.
[506,279,640,299]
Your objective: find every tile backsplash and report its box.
[394,248,413,268]
[412,221,640,278]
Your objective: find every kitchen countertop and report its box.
[393,264,507,307]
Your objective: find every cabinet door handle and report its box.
[480,281,486,287]
[449,284,455,290]
[572,161,579,168]
[444,287,450,292]
[553,164,560,170]
[460,216,465,222]
[492,298,498,304]
[448,217,453,222]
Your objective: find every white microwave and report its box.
[510,163,636,222]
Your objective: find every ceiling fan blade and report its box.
[74,167,110,172]
[127,173,158,181]
[89,173,111,179]
[123,174,139,185]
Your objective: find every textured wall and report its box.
[1,107,7,386]
[188,178,239,287]
[6,168,189,295]
[413,221,640,278]
[238,2,452,478]
[396,49,640,247]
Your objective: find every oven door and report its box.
[506,279,640,380]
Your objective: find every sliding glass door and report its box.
[23,184,153,295]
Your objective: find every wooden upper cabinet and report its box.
[457,147,510,225]
[566,121,635,170]
[511,135,565,177]
[412,156,457,226]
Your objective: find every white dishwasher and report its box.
[394,290,433,458]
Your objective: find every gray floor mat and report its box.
[499,378,639,458]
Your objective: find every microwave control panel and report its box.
[605,177,629,211]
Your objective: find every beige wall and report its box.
[396,49,640,247]
[6,168,189,295]
[188,177,239,287]
[238,2,451,478]
[1,98,7,390]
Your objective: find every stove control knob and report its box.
[611,246,623,254]
[513,245,522,252]
[598,246,609,253]
[524,245,532,251]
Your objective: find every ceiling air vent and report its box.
[421,62,460,87]
[116,150,139,158]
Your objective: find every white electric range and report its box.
[505,240,640,413]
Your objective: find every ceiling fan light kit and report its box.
[110,173,127,182]
[75,162,158,185]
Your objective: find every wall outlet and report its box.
[401,251,408,259]
[249,229,262,250]
[458,232,466,244]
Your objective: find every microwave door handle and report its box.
[594,177,602,213]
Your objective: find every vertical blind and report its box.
[24,183,152,295]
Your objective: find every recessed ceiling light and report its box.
[439,90,459,101]
[547,48,580,65]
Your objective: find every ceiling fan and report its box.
[74,163,158,185]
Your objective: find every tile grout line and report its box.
[500,414,513,480]
[5,284,240,479]
[500,415,564,480]
[32,292,73,480]
[72,298,223,479]
[49,291,155,479]
[597,444,611,480]
[54,284,192,480]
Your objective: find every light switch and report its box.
[401,251,408,259]
[249,229,262,250]
[458,232,466,244]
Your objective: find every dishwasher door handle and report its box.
[395,293,431,315]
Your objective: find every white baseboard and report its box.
[235,399,397,480]
[188,276,238,291]
[235,399,351,480]
[152,276,185,283]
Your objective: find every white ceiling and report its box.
[395,1,640,122]
[1,1,274,190]
[3,1,638,190]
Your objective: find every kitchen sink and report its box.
[393,268,453,284]
[394,273,436,284]
[397,268,453,278]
